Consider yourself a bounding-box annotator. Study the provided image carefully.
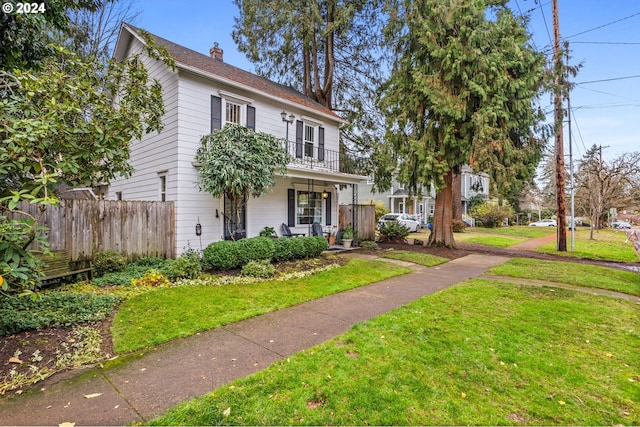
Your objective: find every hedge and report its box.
[203,236,328,270]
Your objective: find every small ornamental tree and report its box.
[196,124,289,239]
[0,35,174,294]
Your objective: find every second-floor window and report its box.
[225,101,242,125]
[304,124,315,157]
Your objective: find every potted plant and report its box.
[328,230,336,246]
[341,226,354,249]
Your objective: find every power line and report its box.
[572,41,640,45]
[564,11,640,40]
[578,74,640,84]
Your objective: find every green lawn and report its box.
[150,278,640,426]
[488,257,640,296]
[381,250,449,267]
[461,225,556,239]
[536,229,639,262]
[453,233,527,248]
[111,258,412,353]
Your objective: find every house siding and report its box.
[107,40,179,203]
[108,29,351,256]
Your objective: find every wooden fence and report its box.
[339,204,376,242]
[5,200,175,263]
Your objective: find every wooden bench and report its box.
[35,250,93,281]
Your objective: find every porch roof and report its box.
[283,166,367,185]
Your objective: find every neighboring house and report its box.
[342,165,489,224]
[107,23,364,254]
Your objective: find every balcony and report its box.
[283,140,341,173]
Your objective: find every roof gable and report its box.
[118,23,344,123]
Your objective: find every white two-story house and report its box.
[107,23,364,254]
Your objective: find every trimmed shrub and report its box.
[163,254,202,280]
[236,237,276,265]
[0,292,121,335]
[287,237,308,259]
[272,237,295,262]
[306,236,329,257]
[204,236,327,271]
[93,250,127,277]
[203,240,241,270]
[241,260,276,278]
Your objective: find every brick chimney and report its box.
[209,42,223,61]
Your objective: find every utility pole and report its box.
[553,0,567,251]
[566,43,575,252]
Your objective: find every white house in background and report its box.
[106,23,364,255]
[341,165,489,223]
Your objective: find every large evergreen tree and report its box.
[376,0,547,247]
[232,0,388,159]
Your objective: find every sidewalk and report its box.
[0,253,509,426]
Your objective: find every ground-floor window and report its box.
[297,191,322,225]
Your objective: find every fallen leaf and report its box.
[223,407,231,417]
[9,357,23,364]
[606,353,613,358]
[84,393,103,399]
[461,392,467,399]
[558,400,566,405]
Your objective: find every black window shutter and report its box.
[247,105,256,130]
[287,189,296,227]
[325,191,331,225]
[318,127,325,161]
[211,95,222,132]
[295,120,303,158]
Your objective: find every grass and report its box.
[453,233,527,248]
[461,225,556,239]
[149,279,640,426]
[380,249,449,267]
[536,229,639,262]
[488,257,640,296]
[452,225,559,248]
[111,258,412,353]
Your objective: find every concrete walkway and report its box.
[0,253,509,426]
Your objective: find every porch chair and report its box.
[281,223,305,237]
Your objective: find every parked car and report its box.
[529,219,557,227]
[377,213,421,232]
[612,221,631,229]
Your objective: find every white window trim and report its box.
[295,190,324,225]
[218,90,253,105]
[158,171,167,202]
[300,115,323,127]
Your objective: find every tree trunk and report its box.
[428,170,456,248]
[452,172,462,221]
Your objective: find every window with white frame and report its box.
[304,124,315,157]
[297,191,322,225]
[159,174,167,201]
[225,101,242,125]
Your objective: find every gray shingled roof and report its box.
[122,23,343,122]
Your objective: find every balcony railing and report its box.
[282,140,340,172]
[281,140,370,175]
